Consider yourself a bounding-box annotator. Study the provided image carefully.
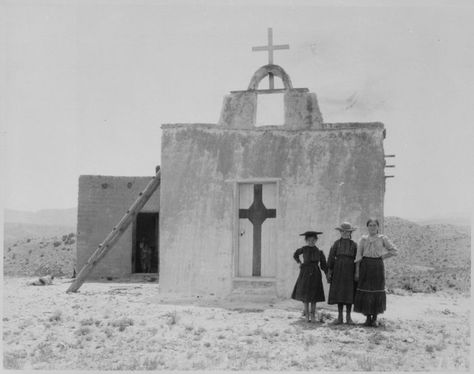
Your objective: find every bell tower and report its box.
[218,28,323,129]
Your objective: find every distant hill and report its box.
[3,223,75,245]
[4,208,77,227]
[2,216,471,294]
[383,216,470,293]
[3,223,76,277]
[414,216,471,228]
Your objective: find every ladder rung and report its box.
[67,168,161,293]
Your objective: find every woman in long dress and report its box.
[291,231,328,323]
[327,222,358,324]
[354,218,398,327]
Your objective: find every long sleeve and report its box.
[293,247,303,264]
[355,237,365,263]
[327,242,337,270]
[352,241,358,268]
[382,235,398,259]
[319,250,328,274]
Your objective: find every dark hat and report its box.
[300,231,323,238]
[335,222,357,232]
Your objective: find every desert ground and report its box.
[2,276,470,371]
[3,216,471,371]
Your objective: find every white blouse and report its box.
[355,234,398,263]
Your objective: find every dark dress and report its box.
[354,258,386,315]
[353,235,398,315]
[327,238,357,305]
[291,246,328,303]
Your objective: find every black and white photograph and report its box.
[1,0,472,371]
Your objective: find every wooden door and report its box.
[237,183,277,277]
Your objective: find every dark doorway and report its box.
[133,212,159,274]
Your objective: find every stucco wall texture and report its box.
[77,175,160,278]
[160,123,386,297]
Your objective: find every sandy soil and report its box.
[2,277,470,371]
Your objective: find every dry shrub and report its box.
[109,317,134,331]
[49,310,62,323]
[103,326,114,338]
[184,324,193,332]
[62,233,76,245]
[290,359,299,367]
[34,341,54,363]
[75,326,92,336]
[425,335,447,353]
[165,311,179,326]
[319,311,333,323]
[357,355,375,371]
[3,349,27,369]
[143,356,161,370]
[304,334,317,347]
[192,360,207,370]
[368,331,385,345]
[194,326,206,335]
[80,317,95,326]
[113,356,163,371]
[193,326,206,341]
[249,327,264,336]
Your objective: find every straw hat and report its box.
[335,222,357,232]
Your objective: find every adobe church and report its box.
[76,29,388,298]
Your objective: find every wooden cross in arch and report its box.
[252,28,290,89]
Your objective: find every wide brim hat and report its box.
[300,231,323,237]
[335,222,357,232]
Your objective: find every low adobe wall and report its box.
[76,175,160,278]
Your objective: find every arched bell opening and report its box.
[248,64,292,126]
[255,93,285,126]
[247,64,293,91]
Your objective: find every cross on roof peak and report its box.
[252,28,290,89]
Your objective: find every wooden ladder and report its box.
[67,168,161,293]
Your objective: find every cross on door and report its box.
[239,184,276,276]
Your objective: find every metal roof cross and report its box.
[252,28,289,89]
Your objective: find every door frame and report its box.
[231,178,281,279]
[132,211,159,274]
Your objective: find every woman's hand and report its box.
[326,274,331,283]
[354,273,359,281]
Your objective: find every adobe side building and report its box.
[76,176,160,278]
[77,30,389,300]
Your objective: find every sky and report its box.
[1,0,473,222]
